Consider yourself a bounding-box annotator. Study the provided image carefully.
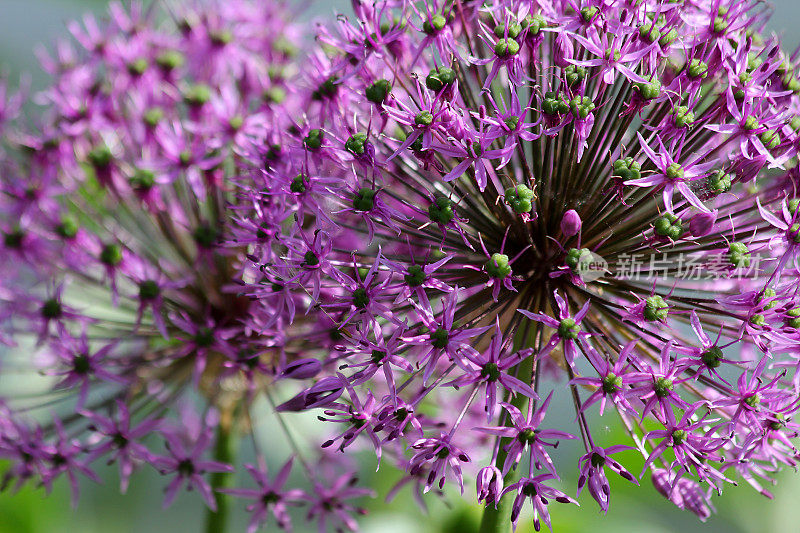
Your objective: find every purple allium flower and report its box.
[504,473,578,532]
[220,458,306,532]
[476,392,575,478]
[6,0,800,531]
[305,471,373,533]
[577,445,637,513]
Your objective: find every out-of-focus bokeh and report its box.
[2,1,800,532]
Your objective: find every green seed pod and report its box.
[485,253,511,278]
[422,14,447,35]
[494,38,520,58]
[303,129,323,150]
[644,295,669,321]
[425,67,456,92]
[352,188,377,212]
[634,79,661,100]
[493,21,522,39]
[557,317,580,340]
[344,133,368,156]
[365,79,391,103]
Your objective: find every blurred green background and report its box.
[3,1,800,532]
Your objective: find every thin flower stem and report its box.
[205,420,237,533]
[478,346,535,533]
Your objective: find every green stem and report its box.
[205,421,236,533]
[478,352,534,533]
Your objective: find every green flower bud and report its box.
[654,377,674,397]
[558,317,580,340]
[138,280,160,301]
[494,21,522,39]
[785,307,800,328]
[143,107,164,127]
[3,229,23,248]
[644,295,669,321]
[635,79,661,100]
[352,287,369,308]
[41,298,62,319]
[760,129,780,150]
[352,188,377,212]
[312,76,339,101]
[485,253,511,279]
[565,65,587,87]
[56,217,79,239]
[566,248,591,270]
[659,28,678,47]
[504,115,521,131]
[126,58,149,76]
[605,47,621,62]
[481,362,501,381]
[88,144,113,168]
[156,50,185,71]
[728,241,751,268]
[504,184,535,213]
[263,87,286,104]
[178,150,192,166]
[494,38,520,58]
[707,169,732,195]
[639,23,661,43]
[304,251,319,266]
[686,58,708,79]
[522,14,546,35]
[612,157,642,181]
[290,174,306,194]
[366,79,391,103]
[345,132,368,156]
[671,429,686,445]
[702,346,723,368]
[422,14,447,35]
[671,105,695,128]
[405,264,426,287]
[226,114,243,131]
[654,213,683,240]
[100,243,123,266]
[303,129,323,150]
[425,67,456,92]
[415,111,434,126]
[471,141,483,157]
[183,84,212,106]
[130,169,155,191]
[192,223,218,249]
[569,95,595,119]
[580,6,598,22]
[602,373,623,393]
[209,29,233,46]
[666,162,684,180]
[430,327,449,348]
[757,288,777,310]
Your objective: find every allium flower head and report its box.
[235,0,800,529]
[5,0,800,532]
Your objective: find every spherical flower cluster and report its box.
[0,1,372,531]
[4,0,800,532]
[239,0,800,530]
